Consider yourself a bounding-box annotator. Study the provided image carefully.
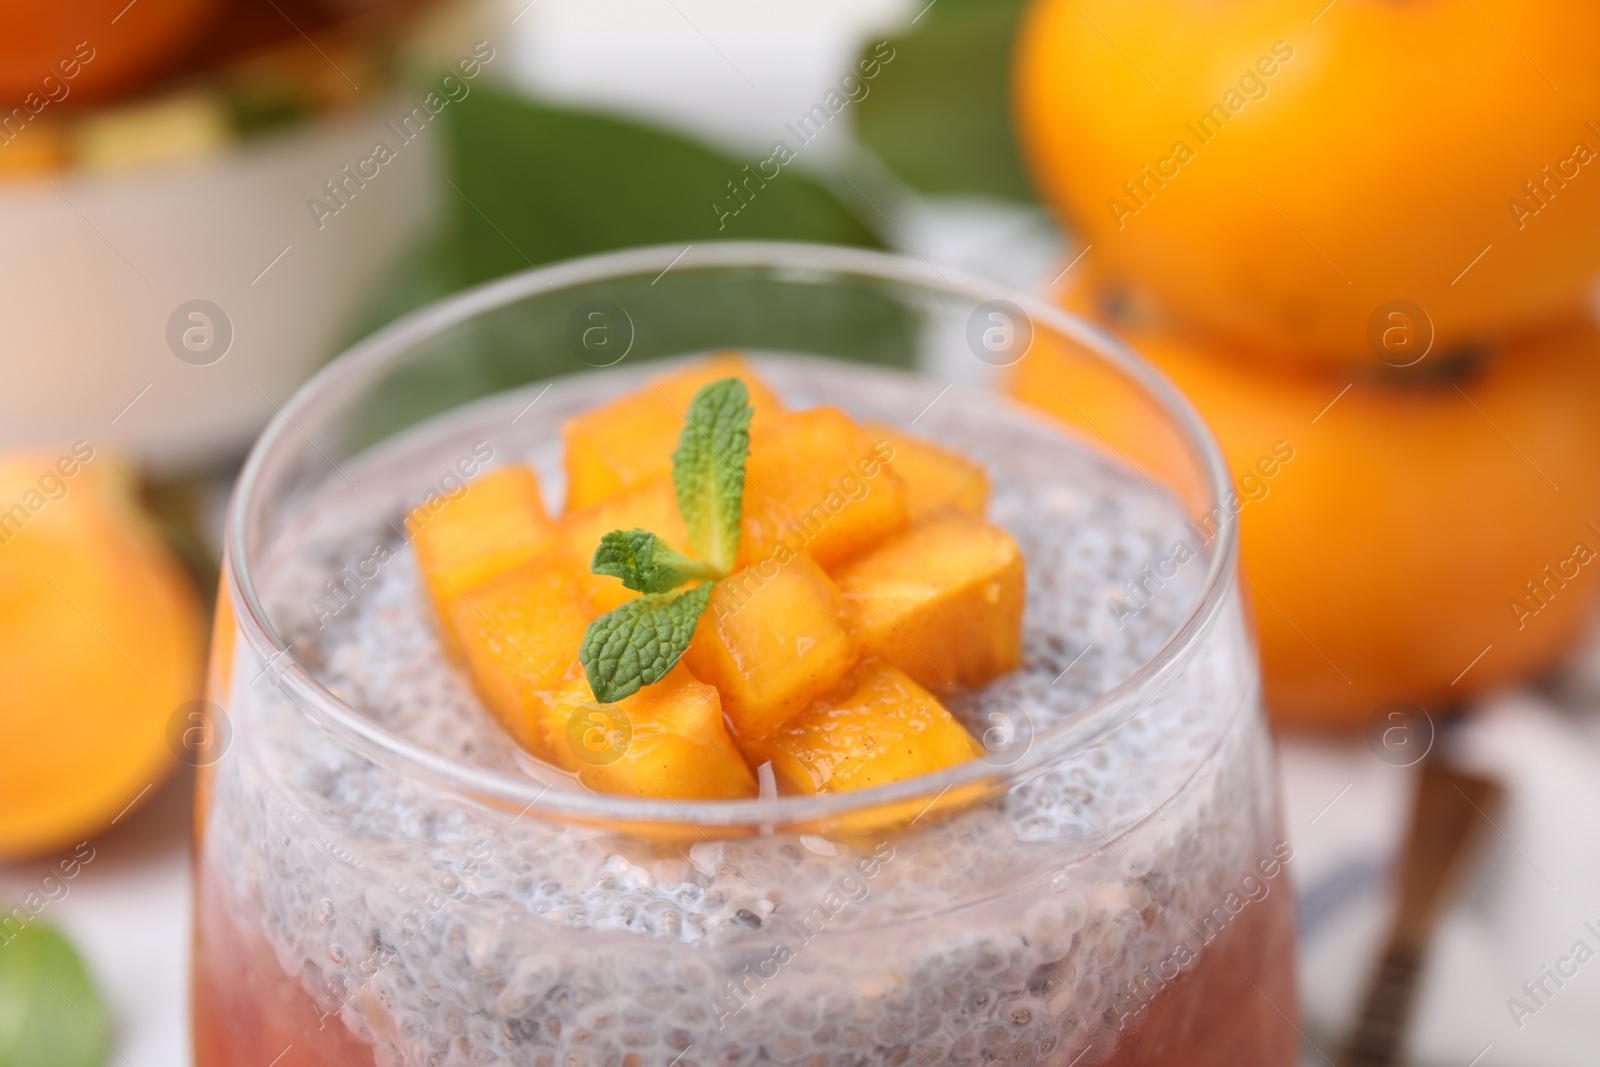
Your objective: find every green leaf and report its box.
[349,86,888,342]
[580,584,715,703]
[0,922,108,1067]
[442,90,883,277]
[672,379,752,574]
[341,86,919,452]
[855,0,1037,202]
[591,529,722,594]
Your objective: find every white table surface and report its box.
[0,772,193,1066]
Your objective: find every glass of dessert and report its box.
[193,243,1298,1067]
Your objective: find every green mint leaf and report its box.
[580,583,715,703]
[0,921,109,1067]
[672,378,751,574]
[591,529,721,594]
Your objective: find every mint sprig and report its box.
[579,378,751,703]
[591,529,721,594]
[672,377,751,573]
[580,584,716,702]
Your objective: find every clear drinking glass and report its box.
[192,243,1297,1067]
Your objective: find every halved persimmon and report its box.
[0,452,203,859]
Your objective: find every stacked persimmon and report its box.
[411,356,1024,800]
[1009,0,1600,729]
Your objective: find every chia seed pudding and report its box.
[200,357,1282,1067]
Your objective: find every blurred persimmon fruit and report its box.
[1014,0,1600,370]
[1011,277,1600,731]
[0,452,203,859]
[0,0,219,108]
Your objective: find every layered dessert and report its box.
[194,355,1296,1067]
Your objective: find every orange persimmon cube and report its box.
[563,354,783,510]
[445,556,594,755]
[560,474,692,611]
[870,424,990,519]
[739,408,908,571]
[745,659,984,795]
[410,465,562,637]
[833,514,1024,691]
[683,554,857,739]
[540,666,756,800]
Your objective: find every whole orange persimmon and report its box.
[0,0,218,109]
[1014,0,1600,370]
[0,451,203,859]
[1011,279,1600,730]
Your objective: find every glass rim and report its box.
[225,240,1240,828]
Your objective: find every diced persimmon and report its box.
[684,554,857,739]
[541,666,756,800]
[563,354,783,510]
[745,659,983,795]
[833,514,1025,691]
[869,424,991,519]
[445,556,594,755]
[560,474,692,611]
[410,465,562,647]
[739,408,908,571]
